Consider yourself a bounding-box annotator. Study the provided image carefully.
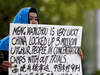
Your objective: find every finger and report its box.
[78,50,81,53]
[3,61,9,66]
[9,62,13,68]
[80,52,82,55]
[9,62,12,65]
[80,51,82,54]
[3,61,12,66]
[3,61,9,64]
[81,54,83,59]
[78,51,80,54]
[3,64,13,68]
[9,65,13,68]
[78,52,82,55]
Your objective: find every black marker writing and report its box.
[32,46,47,54]
[54,63,80,72]
[53,46,79,55]
[27,64,31,72]
[32,64,50,72]
[28,55,49,64]
[55,37,77,46]
[47,47,53,54]
[50,27,55,36]
[11,36,27,46]
[48,37,55,46]
[12,65,19,73]
[12,26,26,35]
[49,55,66,63]
[20,64,26,72]
[29,36,47,46]
[10,56,26,64]
[57,28,79,36]
[10,46,31,55]
[27,27,48,35]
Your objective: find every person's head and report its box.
[13,7,40,24]
[28,7,39,24]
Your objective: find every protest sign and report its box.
[9,23,83,75]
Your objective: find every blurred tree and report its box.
[94,70,100,75]
[0,0,98,75]
[0,0,95,39]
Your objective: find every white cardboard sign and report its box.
[9,23,83,75]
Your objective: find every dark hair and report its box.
[28,7,40,24]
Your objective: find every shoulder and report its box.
[0,36,9,51]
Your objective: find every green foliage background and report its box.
[0,0,97,39]
[0,0,100,75]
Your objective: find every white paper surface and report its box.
[9,23,83,75]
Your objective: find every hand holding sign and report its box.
[0,61,12,72]
[78,50,83,59]
[9,23,83,75]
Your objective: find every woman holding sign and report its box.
[0,7,83,75]
[0,7,39,75]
